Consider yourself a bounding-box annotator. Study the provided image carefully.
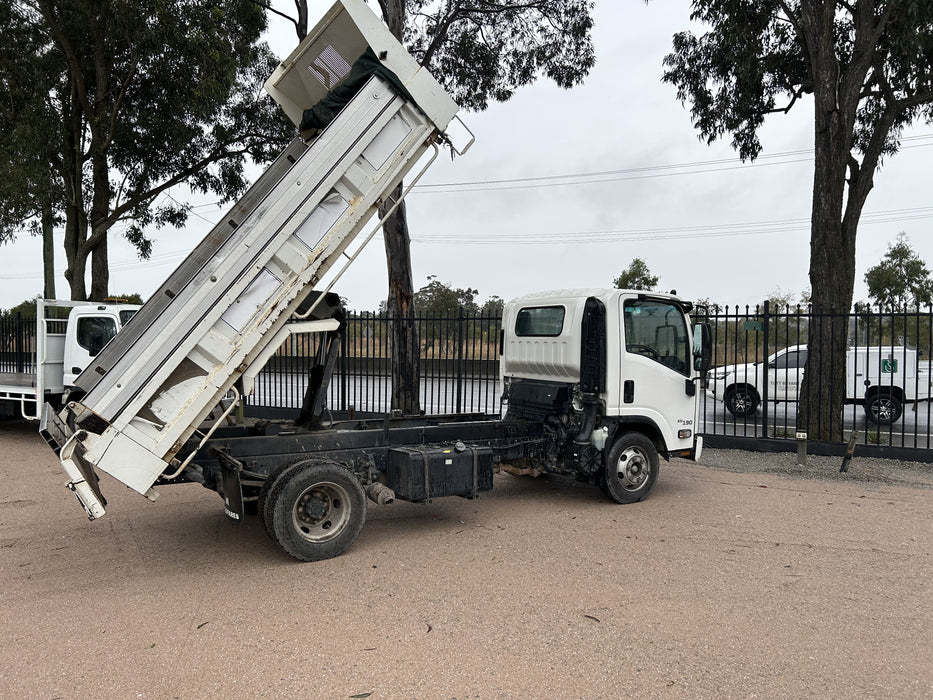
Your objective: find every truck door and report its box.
[619,299,697,447]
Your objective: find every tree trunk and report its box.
[90,233,109,301]
[380,185,421,413]
[797,2,860,443]
[378,0,421,413]
[41,200,56,299]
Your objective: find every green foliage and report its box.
[480,295,504,318]
[3,0,294,300]
[661,2,933,162]
[414,276,479,315]
[107,293,145,305]
[864,233,933,309]
[0,297,41,319]
[401,0,595,111]
[613,258,658,291]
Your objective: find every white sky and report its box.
[2,0,931,312]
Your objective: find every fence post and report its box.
[455,305,464,414]
[339,317,349,411]
[15,313,25,373]
[761,300,770,438]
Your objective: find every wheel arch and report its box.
[864,384,905,403]
[606,416,667,459]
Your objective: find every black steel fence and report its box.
[0,314,33,375]
[249,310,503,417]
[700,302,933,457]
[5,303,931,460]
[250,304,933,459]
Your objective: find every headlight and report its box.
[709,370,731,381]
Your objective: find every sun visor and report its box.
[264,0,458,131]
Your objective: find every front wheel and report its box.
[267,460,367,561]
[724,385,760,417]
[601,433,659,504]
[865,392,903,425]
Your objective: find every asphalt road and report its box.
[2,419,932,698]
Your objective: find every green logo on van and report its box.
[881,359,897,373]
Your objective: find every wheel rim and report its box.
[291,481,351,543]
[872,398,894,422]
[731,391,752,414]
[614,447,650,491]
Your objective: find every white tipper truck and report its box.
[41,0,713,561]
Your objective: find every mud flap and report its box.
[221,463,244,524]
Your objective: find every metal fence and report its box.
[699,302,933,458]
[5,302,931,460]
[249,310,503,417]
[0,314,33,375]
[250,304,933,460]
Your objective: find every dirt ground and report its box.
[1,418,931,699]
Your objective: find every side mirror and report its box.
[693,322,713,373]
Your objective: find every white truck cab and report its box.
[62,305,139,387]
[502,289,710,493]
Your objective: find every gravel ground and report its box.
[1,419,932,698]
[702,447,933,490]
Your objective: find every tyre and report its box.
[258,460,307,537]
[267,461,367,562]
[865,392,903,425]
[724,385,760,417]
[600,432,659,504]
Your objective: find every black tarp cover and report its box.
[299,47,418,134]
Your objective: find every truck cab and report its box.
[62,304,139,387]
[501,289,710,501]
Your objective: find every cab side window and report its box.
[515,306,565,336]
[77,317,117,356]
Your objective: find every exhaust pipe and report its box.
[365,482,395,506]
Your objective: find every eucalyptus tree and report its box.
[660,1,933,440]
[3,0,293,301]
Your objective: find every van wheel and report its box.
[267,461,366,561]
[725,385,760,417]
[601,433,659,504]
[865,392,902,425]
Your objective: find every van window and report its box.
[119,309,138,326]
[77,316,117,356]
[515,306,565,337]
[623,300,690,375]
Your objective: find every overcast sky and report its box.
[2,1,931,312]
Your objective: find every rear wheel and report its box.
[724,385,760,417]
[267,461,366,561]
[865,392,902,425]
[601,433,659,504]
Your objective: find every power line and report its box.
[414,134,933,193]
